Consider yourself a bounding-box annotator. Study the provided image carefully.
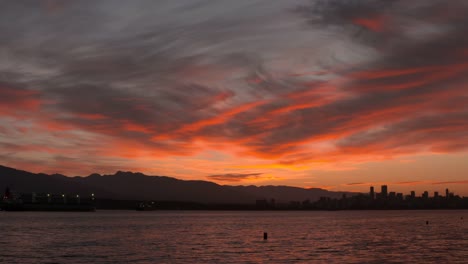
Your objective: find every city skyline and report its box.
[1,1,468,196]
[2,164,466,210]
[368,184,459,200]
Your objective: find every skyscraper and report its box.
[422,191,429,199]
[381,185,388,198]
[370,186,375,200]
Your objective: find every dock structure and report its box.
[1,188,96,211]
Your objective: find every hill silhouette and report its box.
[0,165,352,204]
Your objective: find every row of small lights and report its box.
[45,193,95,198]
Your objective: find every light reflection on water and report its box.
[0,210,467,263]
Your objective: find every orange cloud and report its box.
[350,63,468,92]
[75,113,107,120]
[352,15,387,32]
[121,120,153,134]
[0,87,41,116]
[432,181,468,185]
[350,65,440,80]
[153,100,267,141]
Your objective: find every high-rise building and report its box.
[370,186,375,200]
[397,193,403,200]
[410,191,415,199]
[422,191,429,199]
[446,188,449,198]
[381,185,388,198]
[434,192,439,199]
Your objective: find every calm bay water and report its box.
[0,210,467,263]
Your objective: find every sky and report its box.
[0,0,467,196]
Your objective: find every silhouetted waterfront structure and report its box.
[381,185,388,199]
[3,185,466,211]
[136,201,157,211]
[396,193,403,200]
[67,186,468,210]
[1,188,95,211]
[304,185,468,210]
[264,185,468,210]
[422,191,429,199]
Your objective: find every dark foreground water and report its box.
[0,210,467,263]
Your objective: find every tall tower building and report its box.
[370,186,375,200]
[381,185,388,198]
[422,191,429,199]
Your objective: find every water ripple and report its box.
[0,210,466,263]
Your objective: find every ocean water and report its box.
[0,210,466,263]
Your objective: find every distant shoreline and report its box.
[2,208,467,212]
[3,198,467,212]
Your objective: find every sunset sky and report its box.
[1,0,467,195]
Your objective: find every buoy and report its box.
[263,232,268,240]
[426,221,429,225]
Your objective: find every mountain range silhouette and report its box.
[0,165,352,204]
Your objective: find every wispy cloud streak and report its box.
[0,0,467,191]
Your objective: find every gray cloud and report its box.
[207,173,263,182]
[346,182,366,186]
